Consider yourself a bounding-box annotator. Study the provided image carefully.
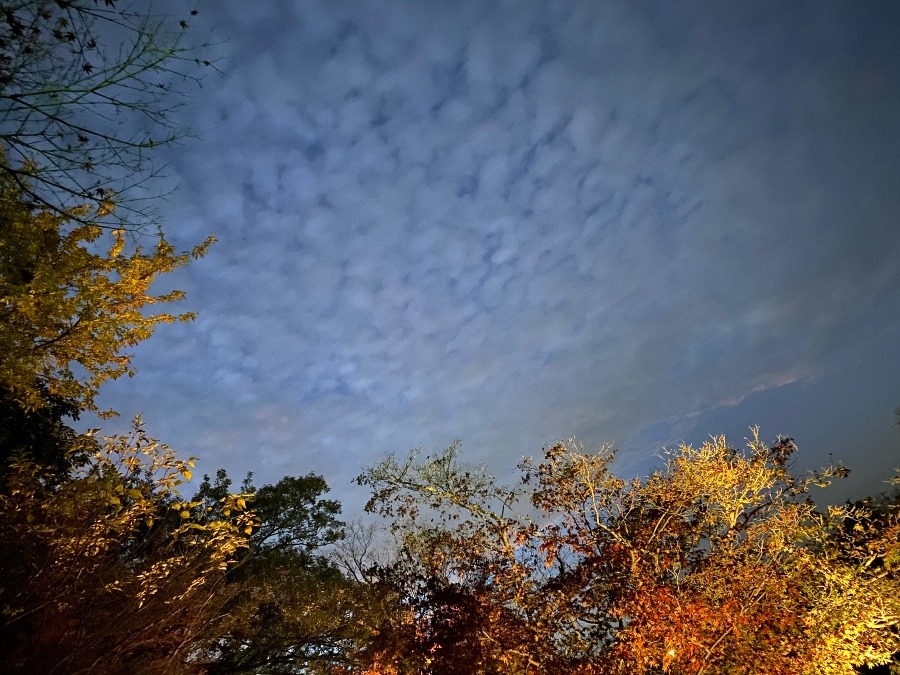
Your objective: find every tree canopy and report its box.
[0,420,255,674]
[358,433,900,674]
[0,162,213,414]
[0,4,259,672]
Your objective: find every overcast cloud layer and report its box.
[97,0,900,512]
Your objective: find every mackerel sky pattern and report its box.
[96,0,900,513]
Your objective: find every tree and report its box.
[192,471,378,675]
[0,157,213,414]
[351,544,514,675]
[0,419,255,674]
[0,380,84,480]
[0,5,256,672]
[849,480,900,675]
[359,433,900,674]
[0,0,211,227]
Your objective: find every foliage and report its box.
[0,381,85,480]
[359,433,900,674]
[191,470,380,675]
[0,419,254,674]
[350,549,510,675]
[194,469,345,555]
[0,4,261,673]
[849,484,900,675]
[0,162,213,413]
[0,0,211,226]
[248,474,345,554]
[202,553,374,675]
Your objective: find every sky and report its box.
[94,0,900,515]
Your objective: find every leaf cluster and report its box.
[0,419,254,674]
[0,161,214,414]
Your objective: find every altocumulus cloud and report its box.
[96,0,900,510]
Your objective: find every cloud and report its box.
[94,0,900,513]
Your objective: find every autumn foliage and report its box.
[0,420,255,674]
[359,433,900,674]
[0,164,213,414]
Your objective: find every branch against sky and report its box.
[0,0,213,229]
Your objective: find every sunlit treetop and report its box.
[0,163,213,414]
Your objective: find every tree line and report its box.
[0,2,897,673]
